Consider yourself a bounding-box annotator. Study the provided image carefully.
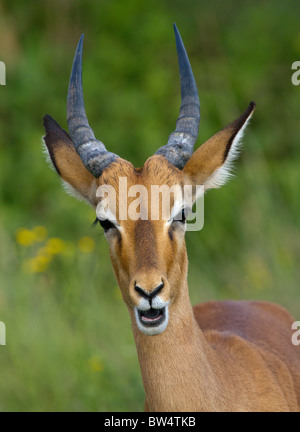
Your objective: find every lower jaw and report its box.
[134,306,169,336]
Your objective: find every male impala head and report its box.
[43,24,255,336]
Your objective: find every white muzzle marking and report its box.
[134,296,170,336]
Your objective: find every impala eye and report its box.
[99,219,116,232]
[173,208,187,224]
[94,218,116,232]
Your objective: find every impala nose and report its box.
[134,282,164,305]
[129,273,170,310]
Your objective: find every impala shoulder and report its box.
[247,300,296,325]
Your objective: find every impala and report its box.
[43,25,300,412]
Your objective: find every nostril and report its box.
[134,281,164,300]
[134,283,149,300]
[150,281,164,299]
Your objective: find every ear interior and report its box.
[43,115,98,205]
[183,102,256,191]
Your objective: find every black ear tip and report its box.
[43,114,59,129]
[245,102,256,118]
[43,114,53,130]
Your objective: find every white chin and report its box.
[134,305,169,336]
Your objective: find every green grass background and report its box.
[0,0,299,411]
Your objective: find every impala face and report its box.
[43,25,255,336]
[96,156,188,335]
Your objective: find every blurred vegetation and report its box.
[0,0,299,412]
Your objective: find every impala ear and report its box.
[183,102,255,190]
[43,115,98,206]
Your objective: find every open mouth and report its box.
[138,307,165,327]
[134,298,169,336]
[134,302,169,335]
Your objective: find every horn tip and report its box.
[75,34,84,54]
[78,34,84,48]
[173,23,181,39]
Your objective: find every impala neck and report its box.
[130,279,224,412]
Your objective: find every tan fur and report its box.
[44,109,300,412]
[43,115,98,205]
[183,128,234,184]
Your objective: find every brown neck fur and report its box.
[128,249,223,412]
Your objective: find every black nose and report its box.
[135,282,164,302]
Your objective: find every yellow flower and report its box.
[45,238,66,255]
[16,226,48,246]
[23,255,51,274]
[78,237,95,253]
[33,226,48,242]
[36,246,52,260]
[88,355,103,372]
[15,228,36,246]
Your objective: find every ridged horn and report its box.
[67,34,118,177]
[156,24,200,169]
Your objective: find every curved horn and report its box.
[156,24,200,170]
[67,35,118,177]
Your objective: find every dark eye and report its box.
[173,208,187,224]
[94,218,116,232]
